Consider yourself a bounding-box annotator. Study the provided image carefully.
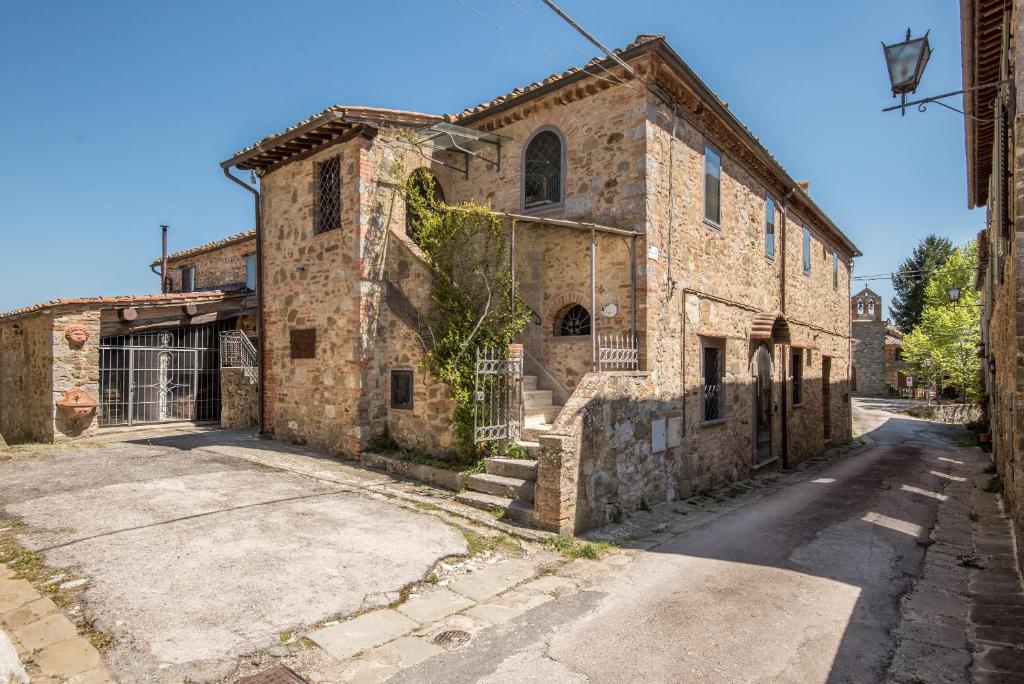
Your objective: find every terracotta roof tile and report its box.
[152,230,255,266]
[0,291,243,321]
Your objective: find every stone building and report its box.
[223,34,861,532]
[850,287,911,396]
[0,233,258,443]
[961,0,1024,568]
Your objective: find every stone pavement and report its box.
[0,563,113,683]
[887,446,1024,683]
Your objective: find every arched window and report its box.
[406,168,445,244]
[523,128,563,209]
[555,304,591,337]
[857,301,864,315]
[868,300,876,316]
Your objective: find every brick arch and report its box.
[544,294,593,335]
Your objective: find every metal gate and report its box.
[473,346,523,444]
[98,321,232,426]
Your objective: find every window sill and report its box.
[700,418,727,428]
[765,253,776,262]
[802,270,811,277]
[752,456,780,471]
[792,402,804,409]
[550,335,591,343]
[523,202,564,216]
[703,218,722,231]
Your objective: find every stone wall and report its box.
[51,309,101,441]
[0,312,53,443]
[220,367,258,429]
[537,372,683,532]
[907,403,984,424]
[852,320,887,396]
[165,236,255,292]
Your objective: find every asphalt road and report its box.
[396,398,968,683]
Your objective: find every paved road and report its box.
[397,399,971,683]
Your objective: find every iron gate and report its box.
[98,321,232,426]
[473,346,523,444]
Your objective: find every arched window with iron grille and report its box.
[555,304,591,337]
[523,128,564,209]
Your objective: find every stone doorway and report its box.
[753,343,773,464]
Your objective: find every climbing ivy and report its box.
[405,170,530,462]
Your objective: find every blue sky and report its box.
[0,0,979,313]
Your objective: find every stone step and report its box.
[515,440,541,457]
[455,491,536,526]
[522,374,538,391]
[467,473,535,503]
[484,457,539,480]
[524,404,561,422]
[522,424,551,442]
[523,389,553,409]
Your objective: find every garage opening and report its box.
[98,320,234,426]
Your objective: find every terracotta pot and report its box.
[56,388,98,421]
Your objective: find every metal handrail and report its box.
[220,330,258,383]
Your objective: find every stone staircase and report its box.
[455,373,564,525]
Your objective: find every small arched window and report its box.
[406,168,445,244]
[857,301,864,315]
[524,129,563,209]
[868,300,876,316]
[555,304,591,337]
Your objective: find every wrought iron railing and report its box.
[597,333,639,371]
[473,346,523,444]
[220,330,258,383]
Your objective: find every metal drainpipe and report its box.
[780,188,794,469]
[223,166,265,435]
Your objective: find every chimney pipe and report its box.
[160,225,169,293]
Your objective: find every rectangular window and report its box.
[802,226,812,274]
[703,145,721,226]
[390,369,414,410]
[701,338,725,422]
[245,254,257,291]
[792,348,804,405]
[289,329,317,359]
[765,197,776,257]
[314,155,341,235]
[180,265,196,293]
[832,250,839,290]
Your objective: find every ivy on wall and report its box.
[404,168,530,461]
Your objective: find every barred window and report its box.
[391,369,414,410]
[702,338,725,422]
[555,304,591,337]
[524,129,563,209]
[314,155,341,234]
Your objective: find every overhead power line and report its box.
[452,0,630,90]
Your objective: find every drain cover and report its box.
[433,629,471,648]
[236,666,308,684]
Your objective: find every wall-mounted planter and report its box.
[56,388,98,421]
[64,324,90,347]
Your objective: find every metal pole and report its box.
[631,234,638,363]
[590,225,597,371]
[222,167,265,435]
[160,225,169,294]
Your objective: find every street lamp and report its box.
[947,285,962,304]
[883,29,932,116]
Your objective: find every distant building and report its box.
[850,288,911,396]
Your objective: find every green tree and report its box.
[890,235,955,333]
[900,242,981,401]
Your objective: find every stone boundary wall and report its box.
[537,371,683,533]
[906,403,984,424]
[220,368,258,429]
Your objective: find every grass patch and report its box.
[548,534,614,560]
[461,529,521,557]
[413,501,442,513]
[0,515,115,649]
[949,433,980,448]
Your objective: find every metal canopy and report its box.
[417,122,508,177]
